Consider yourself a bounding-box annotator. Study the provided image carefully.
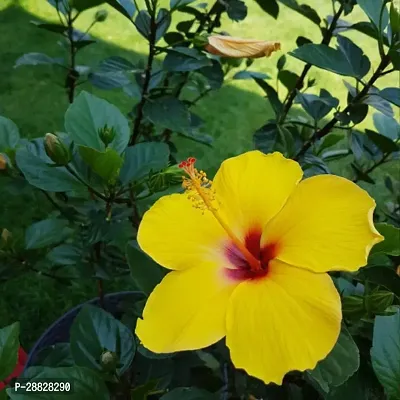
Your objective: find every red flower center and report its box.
[224,229,278,281]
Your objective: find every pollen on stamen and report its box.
[178,157,216,212]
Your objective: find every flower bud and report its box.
[100,350,118,371]
[0,154,7,170]
[95,9,108,23]
[98,125,116,147]
[44,133,72,166]
[206,35,281,59]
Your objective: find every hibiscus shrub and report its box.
[1,0,400,399]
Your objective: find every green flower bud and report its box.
[98,125,116,147]
[100,350,118,371]
[0,154,7,170]
[95,9,108,22]
[44,133,72,166]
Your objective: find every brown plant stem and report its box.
[130,6,158,145]
[94,242,105,309]
[278,3,345,124]
[294,55,391,160]
[66,8,77,104]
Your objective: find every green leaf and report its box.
[366,129,398,154]
[47,0,69,15]
[79,147,123,183]
[161,387,218,399]
[296,89,339,121]
[30,21,67,34]
[106,0,136,20]
[296,35,312,47]
[307,326,359,393]
[156,9,171,42]
[365,290,394,315]
[126,241,165,294]
[254,0,279,18]
[135,8,171,42]
[371,223,400,256]
[69,0,103,11]
[371,308,400,399]
[119,142,169,185]
[290,43,369,78]
[358,267,400,297]
[25,218,72,250]
[318,133,344,153]
[198,60,224,89]
[143,97,190,132]
[35,343,74,367]
[89,56,136,89]
[226,0,247,21]
[0,322,20,381]
[232,70,270,80]
[278,0,320,25]
[277,54,286,70]
[378,88,400,107]
[337,35,370,78]
[130,380,160,399]
[390,1,400,33]
[16,141,83,193]
[163,47,212,72]
[321,149,350,162]
[70,305,135,375]
[65,91,130,154]
[8,366,109,399]
[164,31,185,45]
[254,78,283,116]
[357,0,389,29]
[361,87,394,118]
[373,113,400,141]
[277,70,299,91]
[89,71,130,89]
[176,19,195,33]
[170,0,196,9]
[254,121,288,154]
[14,53,62,68]
[0,116,19,151]
[348,103,369,124]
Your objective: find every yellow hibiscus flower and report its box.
[205,35,281,58]
[135,151,383,385]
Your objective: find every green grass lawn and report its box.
[0,0,398,349]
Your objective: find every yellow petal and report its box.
[262,175,383,273]
[213,151,303,239]
[226,260,341,385]
[138,193,227,270]
[206,35,281,58]
[136,262,237,353]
